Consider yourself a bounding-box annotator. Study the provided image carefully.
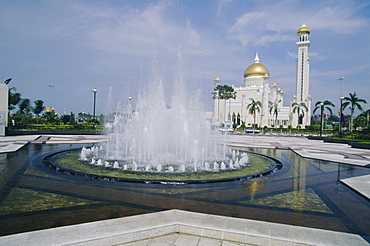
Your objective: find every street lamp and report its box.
[128,96,132,111]
[338,77,345,96]
[319,102,324,136]
[339,96,344,138]
[213,77,221,123]
[241,93,246,123]
[49,85,55,112]
[92,88,98,119]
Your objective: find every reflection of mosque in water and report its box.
[289,151,308,213]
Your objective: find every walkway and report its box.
[0,134,106,154]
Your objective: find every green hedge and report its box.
[26,124,102,131]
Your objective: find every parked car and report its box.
[219,127,234,133]
[245,128,260,134]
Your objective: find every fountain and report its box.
[79,145,250,173]
[43,54,282,184]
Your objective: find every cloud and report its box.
[69,1,204,59]
[217,0,233,18]
[226,0,369,47]
[1,0,369,114]
[307,3,369,34]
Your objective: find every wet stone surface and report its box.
[0,144,369,239]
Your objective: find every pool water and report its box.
[0,144,369,239]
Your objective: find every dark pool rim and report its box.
[38,147,283,185]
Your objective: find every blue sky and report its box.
[1,0,369,116]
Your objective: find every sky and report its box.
[1,0,369,116]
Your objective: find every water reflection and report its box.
[0,144,369,238]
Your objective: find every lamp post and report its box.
[241,93,246,124]
[338,77,344,97]
[339,96,344,138]
[128,96,132,112]
[92,88,98,119]
[319,102,324,136]
[213,77,221,122]
[49,85,55,112]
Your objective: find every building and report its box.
[0,83,8,136]
[213,24,311,128]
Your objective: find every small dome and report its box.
[244,52,270,78]
[297,23,310,35]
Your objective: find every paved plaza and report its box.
[0,134,369,245]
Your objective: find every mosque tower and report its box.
[294,23,311,127]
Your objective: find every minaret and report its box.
[295,23,311,127]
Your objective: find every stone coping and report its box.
[0,210,367,246]
[341,174,370,200]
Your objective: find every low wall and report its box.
[6,129,102,136]
[307,136,370,149]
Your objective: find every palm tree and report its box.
[313,100,335,136]
[18,98,32,115]
[354,111,368,129]
[213,85,237,122]
[18,98,32,127]
[8,87,22,111]
[247,98,262,128]
[269,99,281,127]
[342,92,367,132]
[213,84,236,100]
[33,99,45,123]
[291,102,308,128]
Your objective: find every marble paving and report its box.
[1,210,368,246]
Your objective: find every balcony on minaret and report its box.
[297,23,311,46]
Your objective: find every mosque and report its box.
[213,24,312,129]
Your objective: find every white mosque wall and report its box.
[213,84,291,128]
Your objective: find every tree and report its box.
[69,112,76,125]
[269,99,281,127]
[247,98,262,128]
[8,87,21,111]
[17,98,32,128]
[212,84,237,100]
[342,92,367,132]
[18,98,32,115]
[313,100,335,136]
[354,110,368,129]
[60,114,71,124]
[292,102,308,128]
[43,111,62,124]
[33,99,45,118]
[213,85,237,121]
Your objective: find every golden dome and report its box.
[244,53,270,78]
[244,63,270,78]
[297,23,310,35]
